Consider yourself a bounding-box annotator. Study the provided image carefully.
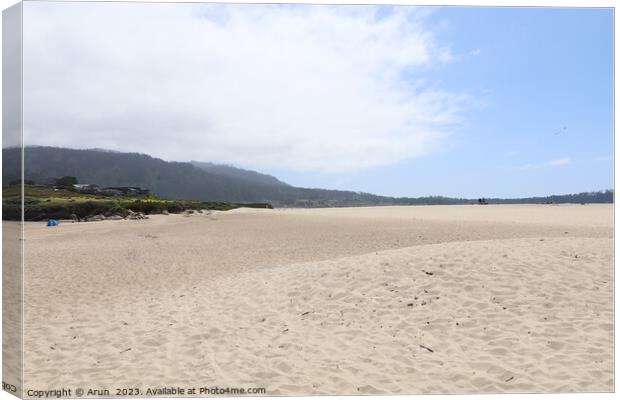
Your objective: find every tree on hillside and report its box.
[55,176,78,187]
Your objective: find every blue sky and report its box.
[259,7,614,198]
[25,4,613,198]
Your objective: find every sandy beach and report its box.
[18,204,613,394]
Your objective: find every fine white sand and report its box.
[18,204,613,394]
[3,222,23,393]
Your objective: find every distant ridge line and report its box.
[2,146,613,206]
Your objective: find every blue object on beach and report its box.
[46,219,59,227]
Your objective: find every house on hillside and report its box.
[104,187,151,196]
[72,184,151,197]
[73,184,100,194]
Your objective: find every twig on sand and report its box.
[419,345,434,353]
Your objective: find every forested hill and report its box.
[2,147,388,205]
[190,161,289,187]
[487,191,614,204]
[2,147,613,206]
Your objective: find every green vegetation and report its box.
[55,175,78,187]
[2,185,272,221]
[2,147,613,209]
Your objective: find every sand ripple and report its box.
[24,236,612,394]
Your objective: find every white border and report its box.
[0,1,616,400]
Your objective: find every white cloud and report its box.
[516,157,570,170]
[469,48,481,56]
[23,2,468,172]
[546,157,570,166]
[515,163,535,171]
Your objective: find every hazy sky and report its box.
[23,2,613,198]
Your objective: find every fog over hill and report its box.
[2,147,613,206]
[190,161,290,188]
